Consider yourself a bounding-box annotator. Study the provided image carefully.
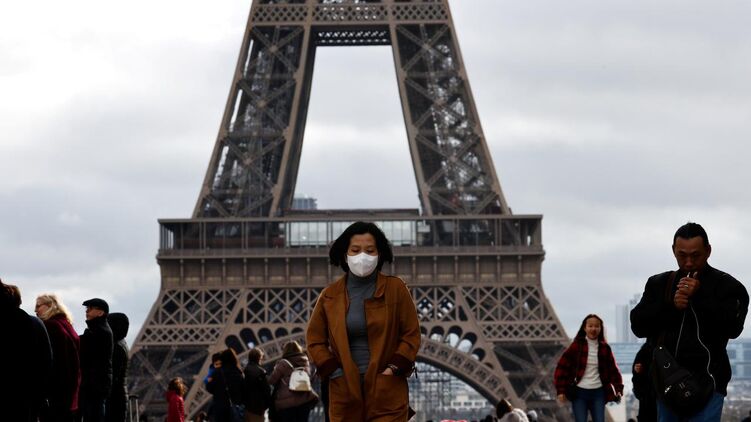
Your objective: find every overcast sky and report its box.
[2,0,750,346]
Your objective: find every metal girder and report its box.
[193,0,509,217]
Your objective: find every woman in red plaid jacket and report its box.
[554,314,623,422]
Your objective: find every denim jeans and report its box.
[657,392,724,422]
[572,386,605,422]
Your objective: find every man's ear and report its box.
[706,244,712,259]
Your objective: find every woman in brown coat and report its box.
[306,222,421,422]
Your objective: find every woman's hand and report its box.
[381,367,394,376]
[557,394,567,403]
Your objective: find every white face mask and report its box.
[347,252,379,277]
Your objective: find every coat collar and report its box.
[325,272,387,298]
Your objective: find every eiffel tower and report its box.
[128,1,571,420]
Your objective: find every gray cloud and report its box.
[2,0,750,345]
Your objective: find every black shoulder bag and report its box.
[651,271,715,417]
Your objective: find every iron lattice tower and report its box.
[128,1,571,420]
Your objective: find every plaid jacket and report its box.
[554,338,624,402]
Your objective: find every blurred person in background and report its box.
[1,280,52,421]
[79,298,113,422]
[36,293,81,422]
[166,377,187,422]
[106,312,130,422]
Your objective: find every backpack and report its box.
[282,359,312,392]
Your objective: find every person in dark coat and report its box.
[106,312,130,422]
[243,348,272,422]
[267,341,318,422]
[631,223,749,420]
[36,293,81,422]
[0,280,53,422]
[206,348,245,422]
[79,298,114,422]
[631,342,656,422]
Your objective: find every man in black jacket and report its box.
[80,298,114,422]
[631,222,748,421]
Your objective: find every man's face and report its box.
[673,236,711,273]
[85,306,105,320]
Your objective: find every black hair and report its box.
[329,221,393,273]
[495,399,512,418]
[575,313,606,342]
[673,222,709,247]
[0,279,20,309]
[211,352,222,363]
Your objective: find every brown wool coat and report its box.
[306,273,421,422]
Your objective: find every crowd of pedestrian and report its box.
[0,282,130,422]
[197,342,316,422]
[3,221,747,422]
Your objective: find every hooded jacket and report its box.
[631,265,748,395]
[306,273,421,422]
[106,312,129,421]
[80,314,114,399]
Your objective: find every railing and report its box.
[249,0,449,25]
[158,214,542,252]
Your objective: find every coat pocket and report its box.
[371,373,408,415]
[328,376,357,418]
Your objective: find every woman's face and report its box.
[584,317,602,340]
[347,233,378,256]
[35,299,49,318]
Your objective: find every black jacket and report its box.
[106,313,129,421]
[80,315,114,399]
[206,365,245,409]
[632,342,657,422]
[243,362,271,414]
[0,307,52,421]
[630,265,748,395]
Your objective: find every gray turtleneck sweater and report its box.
[329,271,377,379]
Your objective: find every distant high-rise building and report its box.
[615,294,642,343]
[292,195,318,210]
